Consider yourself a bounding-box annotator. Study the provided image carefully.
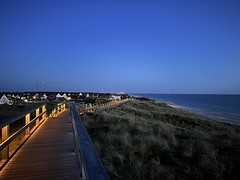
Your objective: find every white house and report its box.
[111,95,121,100]
[21,97,26,101]
[42,94,48,99]
[62,93,68,99]
[56,93,68,100]
[0,94,10,105]
[56,93,62,98]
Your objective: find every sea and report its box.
[134,94,240,126]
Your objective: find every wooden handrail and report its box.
[77,98,130,115]
[70,103,110,180]
[0,110,46,152]
[0,102,67,170]
[0,104,44,129]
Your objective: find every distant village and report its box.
[0,92,130,105]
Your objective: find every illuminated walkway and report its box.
[0,110,79,180]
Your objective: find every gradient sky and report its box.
[0,0,240,94]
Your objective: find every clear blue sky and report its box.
[0,0,240,94]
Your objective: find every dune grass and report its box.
[82,98,240,180]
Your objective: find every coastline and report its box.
[131,94,240,126]
[166,101,240,126]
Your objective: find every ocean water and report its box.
[135,94,240,126]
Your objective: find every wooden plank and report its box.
[0,110,79,180]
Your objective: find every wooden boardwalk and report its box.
[0,110,79,180]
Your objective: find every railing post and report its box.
[36,108,40,125]
[52,110,54,117]
[42,105,47,119]
[54,109,56,117]
[25,113,30,135]
[57,104,60,114]
[1,125,9,159]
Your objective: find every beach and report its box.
[135,94,240,126]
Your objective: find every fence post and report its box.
[36,108,40,125]
[42,105,47,119]
[57,104,60,114]
[25,113,30,135]
[1,125,9,159]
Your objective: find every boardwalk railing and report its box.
[49,103,66,117]
[78,98,130,115]
[70,103,110,180]
[0,102,66,170]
